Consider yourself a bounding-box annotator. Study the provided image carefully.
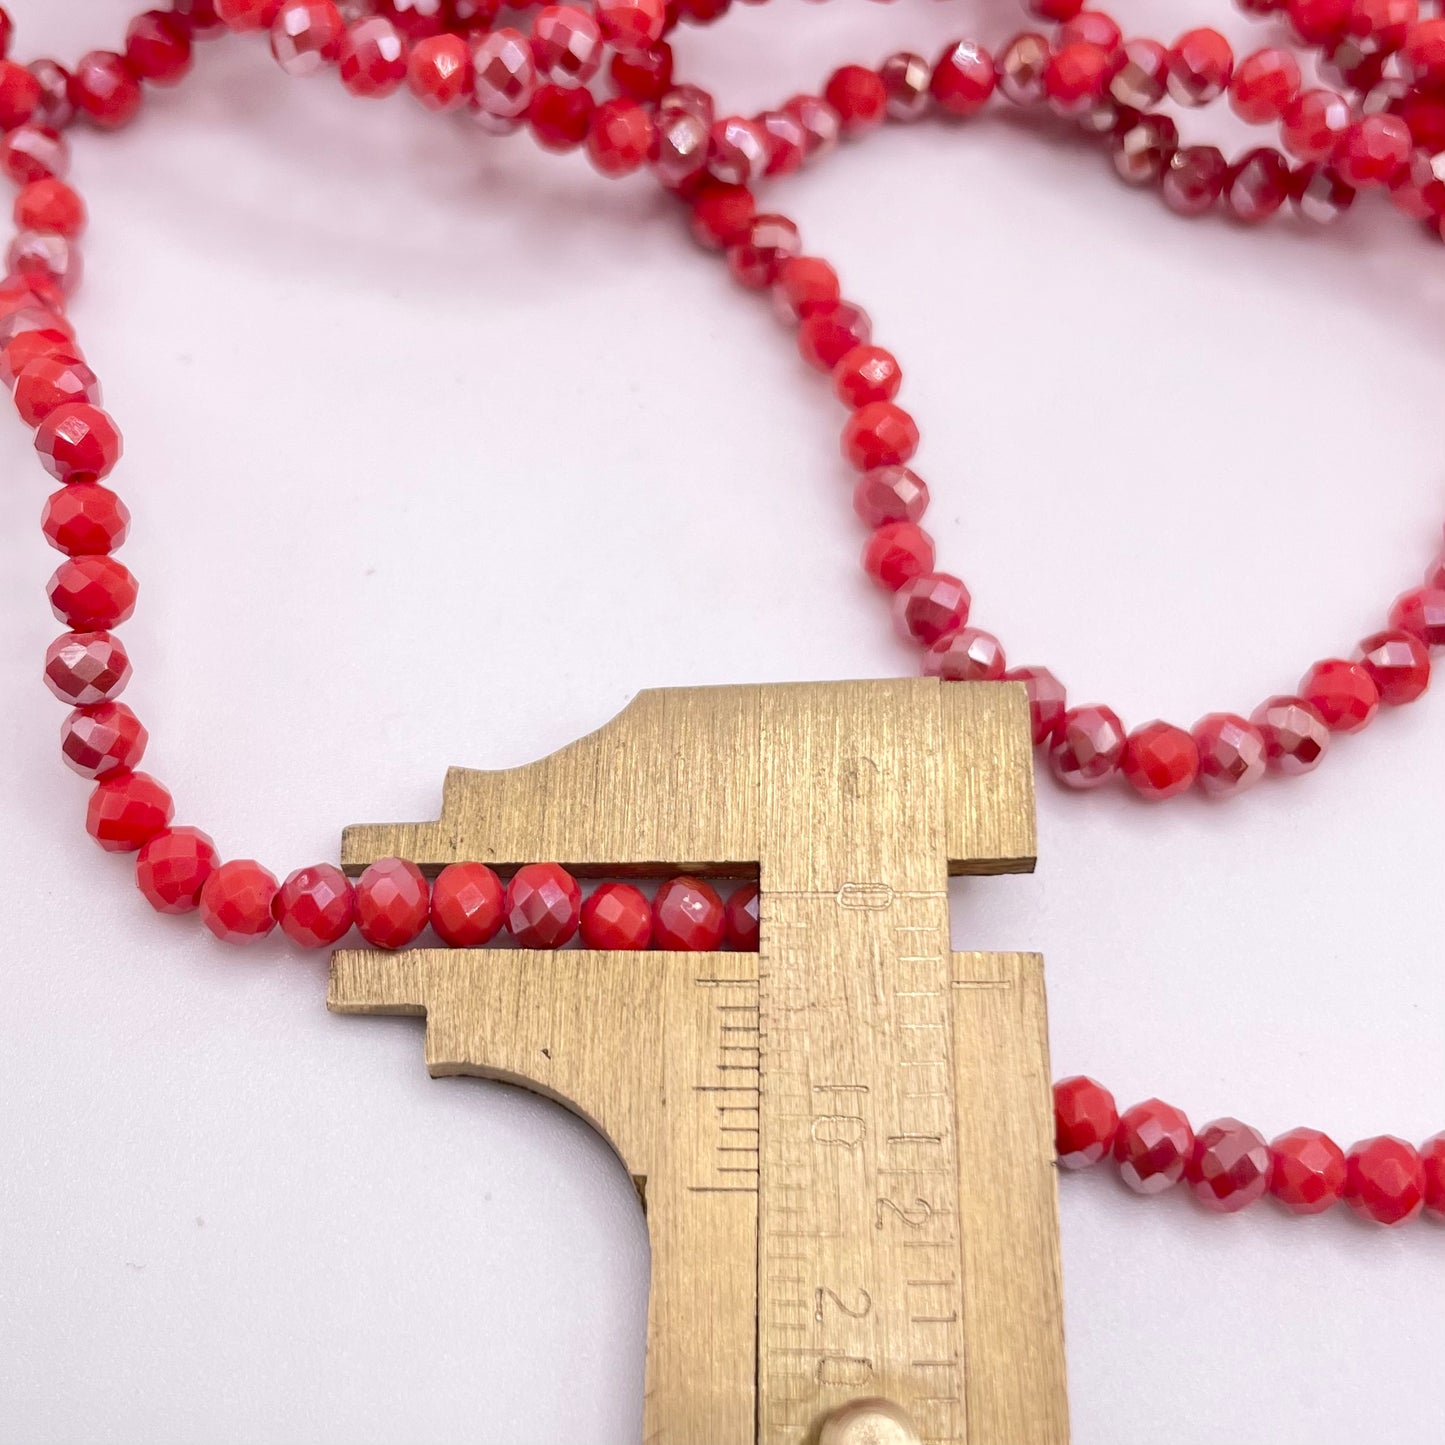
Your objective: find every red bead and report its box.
[1053,1075,1119,1168]
[125,12,194,86]
[173,0,226,32]
[1027,0,1084,22]
[430,861,504,946]
[833,345,902,408]
[1291,162,1356,223]
[339,18,407,97]
[999,32,1052,106]
[1230,48,1302,124]
[580,882,653,949]
[0,126,68,186]
[727,214,800,290]
[27,60,73,131]
[42,485,128,558]
[757,108,807,177]
[69,51,142,130]
[217,0,283,30]
[14,179,86,237]
[653,876,725,951]
[862,521,934,591]
[528,82,594,150]
[842,401,919,471]
[1162,146,1228,216]
[1251,695,1330,774]
[0,8,11,57]
[0,59,40,130]
[271,2,345,76]
[1282,89,1350,161]
[14,354,99,427]
[1334,115,1410,187]
[723,882,760,950]
[798,302,872,373]
[8,232,81,298]
[1004,665,1068,745]
[2,328,82,388]
[44,629,131,706]
[893,571,971,646]
[407,33,470,109]
[706,116,767,187]
[274,864,355,947]
[923,627,1006,681]
[853,466,929,528]
[1113,1098,1194,1194]
[1268,1127,1347,1214]
[930,41,996,117]
[1226,148,1293,224]
[1391,149,1445,221]
[1387,586,1445,646]
[1300,658,1379,732]
[823,65,887,137]
[1059,12,1122,53]
[1402,17,1445,86]
[594,0,665,55]
[1192,713,1268,796]
[532,6,602,86]
[136,827,218,915]
[505,862,581,948]
[1355,628,1430,704]
[1165,29,1233,105]
[200,859,280,944]
[1108,38,1167,109]
[1343,1135,1426,1225]
[1289,0,1353,42]
[610,45,672,104]
[355,857,430,949]
[35,403,122,484]
[1187,1118,1270,1212]
[47,555,137,631]
[1049,705,1126,789]
[1421,1132,1445,1218]
[586,97,655,176]
[1044,41,1110,116]
[1121,721,1199,799]
[61,701,147,779]
[87,771,174,853]
[879,52,932,122]
[689,183,754,253]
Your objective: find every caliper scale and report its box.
[330,678,1068,1443]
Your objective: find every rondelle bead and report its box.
[1355,628,1430,704]
[1113,114,1179,185]
[44,630,131,705]
[1292,162,1356,222]
[1114,1098,1195,1194]
[833,345,902,408]
[580,882,653,949]
[594,0,665,56]
[1049,705,1126,789]
[998,32,1051,106]
[1251,695,1330,774]
[723,882,760,950]
[1268,1126,1347,1213]
[1343,1135,1426,1225]
[1187,1118,1271,1212]
[0,125,68,186]
[2,328,81,388]
[200,859,280,944]
[727,214,800,290]
[1282,88,1351,161]
[1004,665,1067,745]
[1300,658,1380,732]
[1108,38,1167,108]
[587,97,655,176]
[652,106,709,187]
[922,627,1006,681]
[27,60,74,130]
[1402,17,1445,87]
[1334,114,1411,186]
[611,46,673,105]
[430,861,504,946]
[879,52,932,121]
[506,862,581,948]
[784,94,840,160]
[842,401,919,471]
[35,402,122,483]
[1053,1075,1119,1168]
[1043,40,1111,116]
[41,485,129,557]
[1387,586,1445,646]
[824,64,887,136]
[1162,146,1228,216]
[798,302,872,373]
[0,58,41,130]
[14,353,100,427]
[355,857,430,949]
[689,182,754,250]
[270,1,344,76]
[1121,721,1199,799]
[86,770,174,853]
[406,34,470,109]
[136,826,218,915]
[1289,0,1353,43]
[653,876,726,951]
[338,17,407,97]
[893,571,971,646]
[1192,713,1268,796]
[707,116,768,186]
[1230,47,1302,122]
[8,231,82,297]
[472,28,536,117]
[532,6,603,86]
[853,466,929,527]
[863,521,934,591]
[61,701,147,779]
[1421,1132,1445,1218]
[1165,28,1234,105]
[14,178,86,237]
[274,863,355,947]
[1226,148,1293,223]
[930,40,996,117]
[68,51,143,130]
[217,0,282,29]
[125,11,194,85]
[529,83,595,151]
[47,555,138,631]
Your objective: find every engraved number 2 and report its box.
[875,1195,933,1230]
[814,1286,873,1324]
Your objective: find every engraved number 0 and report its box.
[814,1286,873,1324]
[875,1195,933,1230]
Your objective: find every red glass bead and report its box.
[923,627,1006,681]
[1114,1098,1194,1194]
[723,882,760,950]
[217,0,283,30]
[355,857,430,949]
[173,0,226,32]
[136,827,218,915]
[1289,0,1352,42]
[1292,162,1356,223]
[506,862,581,948]
[15,179,86,238]
[893,572,971,646]
[35,403,122,484]
[833,345,902,408]
[338,18,406,97]
[430,861,504,946]
[1343,1135,1426,1225]
[0,8,11,57]
[1355,628,1430,704]
[1188,1118,1270,1212]
[14,355,99,427]
[854,466,929,528]
[727,214,800,290]
[580,882,653,949]
[1268,1127,1347,1214]
[931,41,996,117]
[1112,114,1179,186]
[1054,1075,1119,1168]
[1421,1132,1445,1218]
[587,97,655,176]
[1392,150,1445,221]
[274,864,355,947]
[1060,12,1122,53]
[8,232,82,298]
[376,0,445,39]
[471,28,535,119]
[27,60,74,131]
[999,32,1052,106]
[0,298,71,344]
[87,770,174,853]
[1106,38,1165,109]
[0,59,40,130]
[125,12,194,86]
[0,125,68,186]
[594,0,665,56]
[1402,17,1445,86]
[1121,721,1199,800]
[1282,88,1351,161]
[200,859,280,944]
[406,34,469,110]
[1388,586,1445,646]
[1050,705,1126,789]
[61,701,147,780]
[1027,0,1084,22]
[1004,666,1067,745]
[653,876,725,951]
[706,116,767,187]
[532,6,602,86]
[1166,29,1233,105]
[2,329,81,388]
[798,302,872,373]
[689,183,754,250]
[823,65,887,137]
[270,2,344,76]
[1230,48,1302,123]
[1251,695,1330,774]
[1226,148,1293,223]
[1043,41,1110,116]
[879,52,932,122]
[1162,145,1228,216]
[44,630,131,706]
[758,108,807,176]
[528,83,593,150]
[842,401,919,472]
[1300,658,1379,732]
[653,108,708,189]
[1192,713,1267,796]
[1334,114,1410,187]
[611,45,672,104]
[69,51,142,130]
[42,485,128,557]
[862,521,934,592]
[47,555,137,631]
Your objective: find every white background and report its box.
[1,2,1442,1441]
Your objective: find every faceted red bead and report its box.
[1043,40,1110,115]
[727,214,800,290]
[1187,1118,1270,1212]
[125,12,194,86]
[853,465,929,528]
[355,857,430,949]
[653,876,726,951]
[1282,88,1351,161]
[42,485,129,557]
[1334,114,1410,187]
[824,65,887,137]
[1356,628,1430,704]
[274,864,355,947]
[1062,12,1122,51]
[61,701,148,779]
[0,125,68,186]
[1421,1132,1445,1218]
[1053,1075,1119,1168]
[1292,162,1356,223]
[44,630,131,705]
[723,882,760,950]
[862,521,934,591]
[1402,17,1445,86]
[407,33,470,109]
[1300,658,1379,732]
[1114,1098,1194,1194]
[36,403,123,483]
[923,627,1006,682]
[200,859,280,944]
[1162,145,1228,216]
[0,297,71,343]
[0,59,40,130]
[532,6,602,86]
[8,231,82,297]
[339,18,407,97]
[999,32,1053,106]
[87,770,174,853]
[1050,705,1126,789]
[1387,586,1445,646]
[1343,1135,1426,1225]
[842,401,919,472]
[611,45,672,104]
[833,345,902,408]
[48,555,138,631]
[879,52,931,122]
[893,571,971,646]
[27,60,73,131]
[217,0,284,30]
[69,51,143,130]
[580,882,653,949]
[930,41,996,117]
[1269,1127,1347,1213]
[1289,0,1353,42]
[172,0,226,32]
[706,116,767,187]
[1122,721,1199,800]
[1027,0,1084,20]
[1108,38,1167,108]
[1004,666,1068,745]
[594,0,665,56]
[689,183,755,251]
[758,107,807,176]
[15,355,101,426]
[1192,713,1268,797]
[136,826,218,915]
[270,2,344,76]
[1166,28,1233,104]
[528,83,594,151]
[430,861,504,946]
[1229,47,1301,122]
[1251,695,1330,774]
[14,178,86,237]
[505,862,581,948]
[1226,148,1293,224]
[798,302,872,373]
[2,328,82,388]
[1113,114,1179,185]
[587,98,655,177]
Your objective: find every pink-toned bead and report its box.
[610,45,672,105]
[1121,721,1199,800]
[0,125,68,186]
[1049,705,1125,789]
[44,630,131,705]
[47,555,137,631]
[200,860,280,944]
[1188,1118,1271,1212]
[893,571,971,646]
[1166,28,1233,104]
[42,485,128,557]
[1344,1135,1426,1225]
[1355,628,1430,703]
[922,627,1006,681]
[1230,47,1302,123]
[274,864,355,947]
[270,2,344,76]
[1393,150,1445,220]
[472,28,536,117]
[406,33,471,109]
[862,522,934,591]
[1282,88,1351,161]
[87,771,174,853]
[35,403,122,483]
[338,17,407,97]
[594,0,665,56]
[651,107,709,188]
[1108,38,1167,108]
[532,6,602,86]
[757,108,807,176]
[833,345,902,408]
[580,882,652,949]
[853,466,929,527]
[842,401,919,471]
[930,40,996,117]
[1334,114,1411,186]
[1251,695,1330,774]
[707,115,767,186]
[1269,1127,1347,1213]
[1300,658,1380,732]
[727,215,800,290]
[1161,145,1227,216]
[1112,114,1179,185]
[506,862,582,948]
[14,354,100,426]
[783,93,840,159]
[1192,713,1268,797]
[0,58,39,131]
[1114,1098,1194,1194]
[1226,148,1293,223]
[1289,0,1353,42]
[1054,1076,1119,1168]
[1292,162,1356,222]
[689,182,754,251]
[136,827,218,915]
[879,52,931,121]
[653,876,726,951]
[1004,666,1067,745]
[430,861,504,946]
[61,701,147,779]
[997,32,1051,106]
[723,881,760,950]
[1388,585,1445,646]
[8,231,82,297]
[355,857,430,949]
